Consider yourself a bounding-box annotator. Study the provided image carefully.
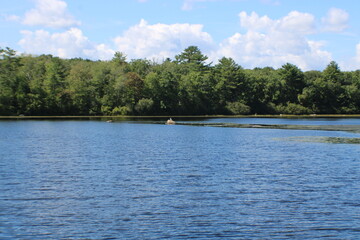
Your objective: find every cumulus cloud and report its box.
[19,28,114,60]
[20,0,80,28]
[350,43,360,69]
[357,43,360,63]
[239,11,315,35]
[213,11,331,70]
[322,8,349,32]
[339,43,360,71]
[113,19,215,60]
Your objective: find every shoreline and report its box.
[1,115,360,134]
[1,114,360,119]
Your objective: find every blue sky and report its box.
[1,0,359,70]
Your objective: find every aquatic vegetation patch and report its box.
[276,136,360,144]
[176,122,360,133]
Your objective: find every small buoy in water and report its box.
[106,120,113,123]
[166,118,175,125]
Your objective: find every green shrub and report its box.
[101,105,112,115]
[226,101,251,115]
[135,98,154,115]
[284,103,311,114]
[267,102,312,115]
[112,106,131,115]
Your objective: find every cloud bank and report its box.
[13,0,357,71]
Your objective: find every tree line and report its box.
[1,46,360,116]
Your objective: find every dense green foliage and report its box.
[1,46,360,116]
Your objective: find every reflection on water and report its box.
[1,119,360,239]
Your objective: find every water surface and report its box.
[1,119,360,239]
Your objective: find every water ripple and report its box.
[1,120,360,239]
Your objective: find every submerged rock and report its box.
[166,118,175,125]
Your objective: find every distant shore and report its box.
[1,114,360,119]
[2,115,360,134]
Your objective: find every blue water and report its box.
[1,119,360,239]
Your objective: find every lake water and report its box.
[1,118,360,239]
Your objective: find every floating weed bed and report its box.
[176,122,360,133]
[275,136,360,144]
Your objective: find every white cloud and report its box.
[213,11,331,70]
[349,42,360,70]
[239,11,274,31]
[347,42,360,70]
[322,8,349,32]
[339,43,360,71]
[182,0,219,11]
[21,0,80,28]
[356,43,360,63]
[5,14,21,22]
[19,28,114,60]
[239,11,315,34]
[280,11,316,34]
[113,19,215,60]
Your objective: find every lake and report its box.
[1,118,360,239]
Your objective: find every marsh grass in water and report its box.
[276,136,360,144]
[175,122,360,133]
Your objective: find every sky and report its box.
[1,0,359,71]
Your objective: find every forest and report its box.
[1,46,360,116]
